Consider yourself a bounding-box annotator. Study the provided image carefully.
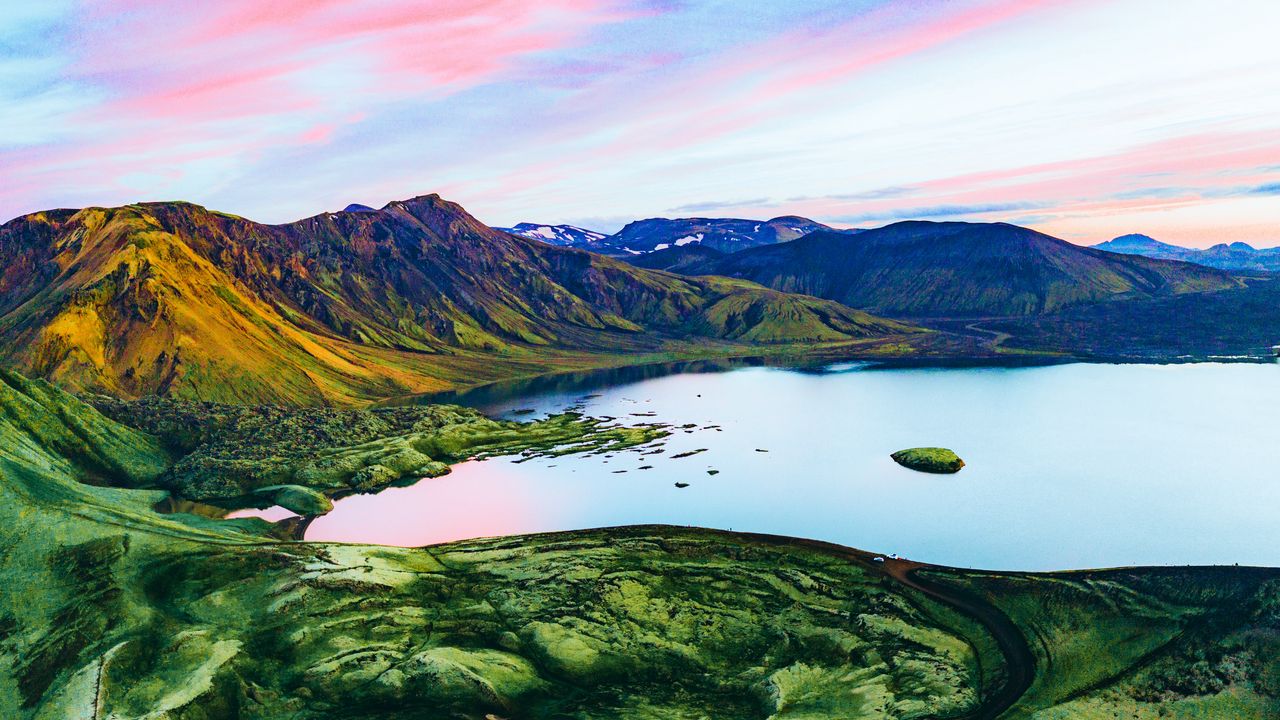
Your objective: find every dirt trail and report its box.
[964,322,1012,351]
[883,558,1034,720]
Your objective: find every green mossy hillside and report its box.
[0,368,169,486]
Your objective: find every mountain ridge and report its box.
[496,223,609,247]
[498,215,846,255]
[0,195,918,404]
[1093,233,1280,273]
[668,220,1242,317]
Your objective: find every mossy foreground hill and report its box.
[2,370,1279,718]
[0,195,920,405]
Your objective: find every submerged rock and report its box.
[890,447,965,474]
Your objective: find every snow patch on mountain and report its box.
[497,223,608,247]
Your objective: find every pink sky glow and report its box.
[2,0,1278,246]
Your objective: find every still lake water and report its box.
[299,362,1280,571]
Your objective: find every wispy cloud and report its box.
[831,201,1048,224]
[0,0,632,217]
[668,198,771,213]
[3,0,1280,246]
[786,187,917,203]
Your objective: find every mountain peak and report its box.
[602,215,834,255]
[375,193,498,237]
[1095,233,1170,250]
[392,192,443,205]
[497,223,608,246]
[380,193,449,214]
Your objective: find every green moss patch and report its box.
[890,447,965,474]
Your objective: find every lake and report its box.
[296,361,1280,571]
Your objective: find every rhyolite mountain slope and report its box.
[0,195,917,404]
[494,222,609,247]
[595,215,840,255]
[677,220,1241,317]
[1095,233,1280,273]
[4,367,1279,718]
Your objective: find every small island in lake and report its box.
[891,447,966,474]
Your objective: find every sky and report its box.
[2,0,1278,247]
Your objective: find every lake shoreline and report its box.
[385,351,1276,411]
[319,362,1280,571]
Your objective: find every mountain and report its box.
[596,215,841,255]
[495,222,608,247]
[1094,234,1280,273]
[502,215,842,255]
[674,221,1241,317]
[0,195,916,404]
[606,215,838,254]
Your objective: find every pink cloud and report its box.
[80,0,620,122]
[755,127,1280,244]
[457,0,1067,198]
[2,0,630,219]
[298,123,337,145]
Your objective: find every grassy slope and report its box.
[2,369,1278,717]
[0,199,925,406]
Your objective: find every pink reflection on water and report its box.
[227,506,297,522]
[303,460,547,547]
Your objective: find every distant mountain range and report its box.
[0,195,915,404]
[497,215,846,255]
[495,223,608,247]
[1092,234,1280,273]
[653,221,1240,317]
